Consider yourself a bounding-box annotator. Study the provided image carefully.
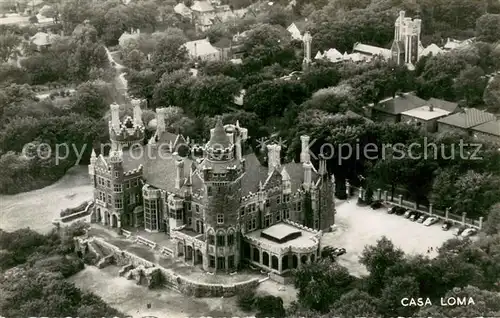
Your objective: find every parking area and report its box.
[322,200,456,277]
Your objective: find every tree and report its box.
[359,236,405,295]
[28,15,38,24]
[152,69,195,110]
[294,260,355,313]
[452,170,500,218]
[127,69,156,108]
[453,65,488,106]
[476,13,500,42]
[151,29,188,74]
[417,286,500,317]
[483,203,500,235]
[483,75,500,113]
[39,5,58,23]
[189,75,241,116]
[331,289,379,317]
[430,167,459,211]
[70,82,110,119]
[0,32,21,62]
[378,276,420,317]
[254,295,286,318]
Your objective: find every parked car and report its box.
[454,225,467,236]
[410,212,420,221]
[442,221,453,231]
[417,215,427,223]
[333,247,346,256]
[370,200,383,209]
[388,206,404,214]
[461,228,477,237]
[395,207,406,215]
[404,210,413,218]
[423,217,438,226]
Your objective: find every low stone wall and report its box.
[92,237,260,297]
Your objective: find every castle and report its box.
[390,10,422,68]
[88,102,336,274]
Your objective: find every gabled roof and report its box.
[373,93,428,115]
[183,38,219,58]
[324,48,343,62]
[420,43,443,57]
[437,108,496,129]
[353,43,392,59]
[190,0,214,12]
[286,22,303,40]
[471,119,500,136]
[174,3,192,16]
[427,98,459,113]
[31,32,59,47]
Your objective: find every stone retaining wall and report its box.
[92,237,260,297]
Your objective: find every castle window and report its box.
[170,209,175,218]
[252,217,256,230]
[217,234,225,246]
[251,203,256,212]
[99,191,105,201]
[227,233,234,246]
[187,202,192,211]
[208,234,215,245]
[228,255,235,269]
[264,214,271,227]
[297,202,302,211]
[196,205,200,213]
[217,257,225,270]
[115,198,123,209]
[98,177,103,186]
[114,184,122,192]
[107,195,112,204]
[247,219,252,231]
[265,199,270,207]
[130,193,136,205]
[276,196,281,204]
[240,207,245,216]
[246,205,251,213]
[217,214,224,224]
[276,212,281,222]
[107,180,111,188]
[207,186,212,196]
[188,217,192,226]
[284,209,290,219]
[209,256,215,268]
[284,194,290,202]
[144,199,158,231]
[114,171,119,178]
[176,210,183,220]
[132,179,138,187]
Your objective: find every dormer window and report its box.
[207,186,212,196]
[217,214,224,224]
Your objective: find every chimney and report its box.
[399,10,405,22]
[300,135,311,163]
[110,103,120,132]
[175,157,184,189]
[429,104,434,112]
[303,161,312,189]
[194,42,197,58]
[156,108,166,135]
[133,100,142,126]
[267,144,281,175]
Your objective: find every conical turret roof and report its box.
[206,117,231,148]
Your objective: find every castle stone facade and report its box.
[88,104,336,274]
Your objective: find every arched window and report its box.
[217,230,225,246]
[207,228,215,245]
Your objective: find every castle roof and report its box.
[206,117,231,148]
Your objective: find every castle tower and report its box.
[302,31,312,71]
[108,102,145,150]
[317,155,334,231]
[391,10,421,68]
[201,117,245,273]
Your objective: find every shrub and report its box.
[60,201,88,217]
[237,289,256,312]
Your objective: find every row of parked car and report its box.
[381,205,478,237]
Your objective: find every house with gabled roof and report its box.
[287,20,307,40]
[353,43,392,61]
[437,108,498,145]
[368,92,428,123]
[183,38,221,61]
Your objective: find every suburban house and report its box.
[30,31,60,51]
[184,38,221,61]
[191,0,216,32]
[437,108,497,136]
[287,21,306,40]
[400,104,452,132]
[419,43,443,57]
[118,28,140,47]
[352,43,392,61]
[174,3,193,19]
[470,119,500,146]
[368,92,428,123]
[212,37,244,60]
